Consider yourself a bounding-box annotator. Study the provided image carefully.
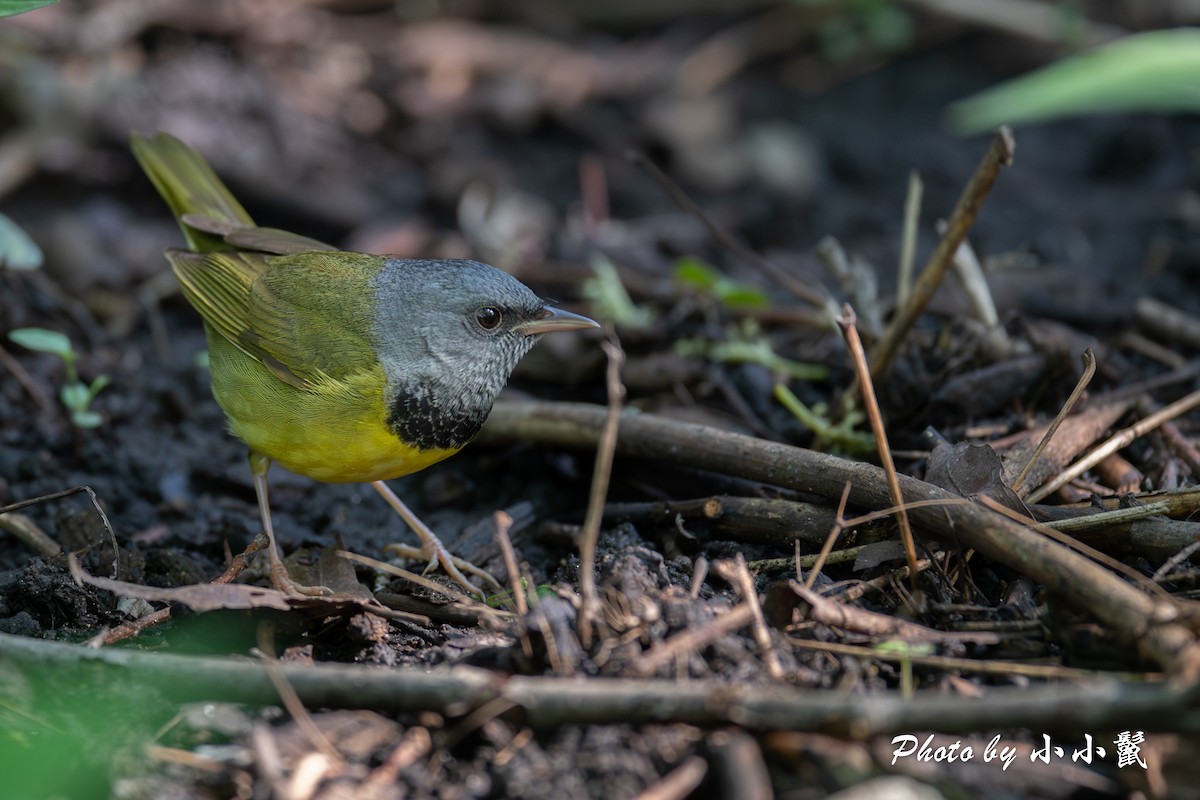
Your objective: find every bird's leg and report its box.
[372,480,503,599]
[249,451,330,597]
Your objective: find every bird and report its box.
[131,131,598,598]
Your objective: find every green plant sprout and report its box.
[581,253,655,329]
[674,256,769,309]
[8,327,110,428]
[874,639,935,700]
[0,213,43,270]
[774,383,875,454]
[675,318,828,382]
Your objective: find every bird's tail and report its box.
[131,131,255,254]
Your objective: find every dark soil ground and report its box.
[3,2,1200,798]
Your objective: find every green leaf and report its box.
[948,28,1200,134]
[87,374,111,400]
[60,382,90,413]
[673,257,770,309]
[674,257,719,291]
[581,253,655,328]
[8,327,72,357]
[0,213,43,270]
[70,409,103,429]
[0,0,58,18]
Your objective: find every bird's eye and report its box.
[475,306,503,330]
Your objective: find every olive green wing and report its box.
[169,249,386,388]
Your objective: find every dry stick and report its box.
[0,485,118,576]
[493,510,533,659]
[0,513,62,558]
[578,339,626,649]
[837,306,919,591]
[804,482,852,590]
[977,496,1174,603]
[635,756,708,800]
[865,127,1015,386]
[788,581,999,644]
[788,638,1138,682]
[252,648,344,767]
[363,727,432,790]
[1027,387,1200,504]
[627,150,831,310]
[635,604,756,676]
[4,632,1195,734]
[1012,348,1097,497]
[896,170,923,308]
[480,401,1200,674]
[493,511,527,617]
[838,553,945,602]
[714,555,785,680]
[1139,394,1200,478]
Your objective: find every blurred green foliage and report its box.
[949,28,1200,133]
[8,327,110,428]
[0,0,57,18]
[674,257,769,308]
[0,213,43,270]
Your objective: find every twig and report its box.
[866,128,1015,385]
[788,638,1142,681]
[252,646,344,766]
[1,485,118,578]
[837,306,919,590]
[0,513,62,558]
[836,553,945,602]
[635,756,708,800]
[578,338,626,648]
[492,511,527,617]
[897,170,923,308]
[0,631,1189,734]
[787,581,998,644]
[635,604,755,677]
[804,482,852,590]
[1012,348,1096,497]
[714,555,785,679]
[1027,387,1200,504]
[939,220,1005,339]
[480,401,1200,674]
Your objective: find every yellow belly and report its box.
[206,333,460,483]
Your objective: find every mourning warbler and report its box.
[131,131,598,598]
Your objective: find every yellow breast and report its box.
[206,332,460,483]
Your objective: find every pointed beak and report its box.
[516,305,601,336]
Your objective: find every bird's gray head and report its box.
[371,258,596,451]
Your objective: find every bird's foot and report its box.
[268,560,333,598]
[382,540,501,600]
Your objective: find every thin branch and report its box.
[1012,348,1096,497]
[866,127,1015,384]
[578,338,626,648]
[837,306,919,590]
